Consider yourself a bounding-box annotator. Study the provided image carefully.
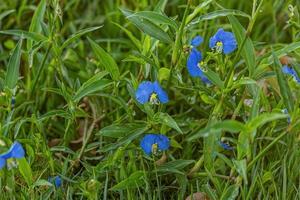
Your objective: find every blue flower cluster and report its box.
[187,28,237,83]
[135,29,238,156]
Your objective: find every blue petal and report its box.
[140,134,157,155]
[223,41,237,54]
[155,134,170,151]
[10,142,25,158]
[135,81,154,104]
[153,81,169,103]
[282,65,294,75]
[190,36,203,47]
[209,35,218,49]
[187,48,203,77]
[219,141,234,150]
[209,28,224,48]
[54,176,62,188]
[0,157,6,169]
[0,151,12,160]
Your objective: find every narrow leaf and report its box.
[4,39,22,89]
[27,0,46,49]
[73,72,112,102]
[121,8,173,43]
[110,171,145,190]
[61,26,103,50]
[271,51,294,112]
[191,9,250,24]
[88,37,120,81]
[228,16,256,77]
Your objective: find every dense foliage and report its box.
[0,0,300,199]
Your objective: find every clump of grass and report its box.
[0,0,300,199]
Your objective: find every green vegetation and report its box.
[0,0,300,199]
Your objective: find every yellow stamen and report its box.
[150,93,159,104]
[216,41,223,47]
[152,143,158,154]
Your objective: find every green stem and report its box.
[167,0,191,90]
[31,44,52,93]
[247,131,287,170]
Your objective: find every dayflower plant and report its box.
[209,28,237,54]
[0,141,25,169]
[140,134,170,155]
[135,81,169,104]
[186,36,211,84]
[282,65,300,83]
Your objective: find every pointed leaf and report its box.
[4,39,22,89]
[88,38,120,81]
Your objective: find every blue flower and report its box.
[135,81,169,104]
[186,48,211,84]
[48,176,62,188]
[209,28,237,54]
[0,142,25,169]
[219,141,234,151]
[190,35,203,47]
[282,65,300,83]
[140,134,170,155]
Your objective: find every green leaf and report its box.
[130,11,178,29]
[271,51,294,112]
[100,126,148,152]
[220,185,239,200]
[156,160,194,175]
[154,112,183,134]
[246,113,288,132]
[0,30,48,42]
[113,22,142,50]
[18,157,33,186]
[121,8,173,43]
[4,39,22,89]
[97,122,147,138]
[158,159,194,170]
[32,179,52,188]
[191,9,250,24]
[110,171,145,190]
[204,68,224,89]
[261,42,300,65]
[27,0,46,50]
[73,72,112,102]
[228,16,256,77]
[0,9,15,21]
[233,159,248,184]
[88,37,120,81]
[187,120,245,141]
[61,26,103,50]
[158,67,170,82]
[39,110,72,121]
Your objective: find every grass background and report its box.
[0,0,300,199]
